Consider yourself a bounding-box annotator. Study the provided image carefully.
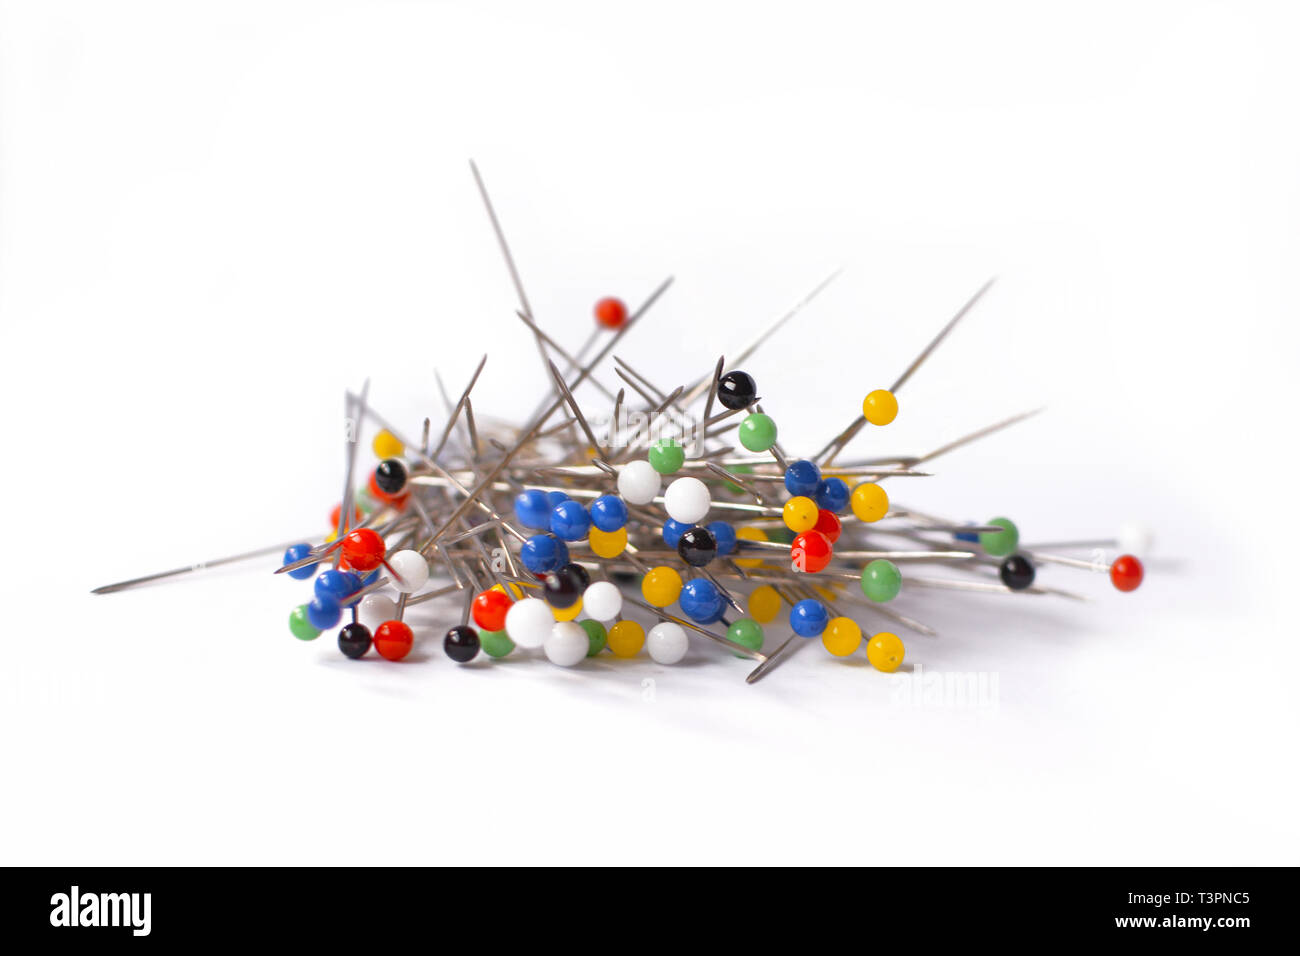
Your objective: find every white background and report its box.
[2,0,1297,864]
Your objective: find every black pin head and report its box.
[338,622,372,659]
[677,526,718,567]
[999,554,1036,591]
[443,625,480,663]
[716,370,758,410]
[374,458,409,495]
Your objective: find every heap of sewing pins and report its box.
[92,163,1147,685]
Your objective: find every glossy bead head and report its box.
[373,620,414,661]
[472,589,513,632]
[716,370,757,410]
[866,631,905,672]
[648,438,685,475]
[791,530,832,573]
[514,488,552,530]
[999,554,1036,590]
[519,534,569,574]
[341,528,386,573]
[677,526,718,567]
[617,459,660,505]
[505,598,554,649]
[678,578,724,624]
[641,565,683,607]
[443,625,480,663]
[583,581,623,621]
[646,621,689,664]
[594,296,628,328]
[790,599,830,637]
[815,477,850,513]
[289,605,320,641]
[738,413,777,452]
[783,496,819,533]
[784,459,821,497]
[607,619,645,658]
[1110,554,1144,592]
[282,543,318,580]
[850,482,889,523]
[337,622,371,658]
[822,617,863,657]
[588,525,628,558]
[664,476,711,524]
[861,559,902,602]
[387,550,430,593]
[373,458,408,496]
[980,517,1020,557]
[861,389,899,426]
[549,499,591,541]
[589,494,629,532]
[544,621,589,666]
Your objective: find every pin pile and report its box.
[93,163,1147,684]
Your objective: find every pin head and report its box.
[641,565,684,607]
[371,429,404,460]
[504,598,554,649]
[544,621,590,666]
[861,389,899,426]
[617,460,661,505]
[860,559,902,602]
[588,525,628,558]
[374,458,409,496]
[649,438,686,475]
[677,526,718,567]
[791,530,832,572]
[549,499,591,541]
[338,622,371,659]
[850,483,889,523]
[306,595,342,631]
[444,625,480,663]
[646,621,689,664]
[283,543,318,580]
[479,629,515,659]
[727,619,764,655]
[542,564,586,608]
[822,616,863,656]
[580,619,607,657]
[315,568,362,604]
[663,476,711,524]
[594,296,628,328]
[342,528,386,573]
[373,619,414,661]
[866,631,904,672]
[387,550,429,592]
[999,554,1035,590]
[607,619,646,658]
[514,488,552,530]
[790,599,829,637]
[784,459,821,497]
[679,577,725,623]
[520,534,569,574]
[589,494,629,532]
[289,604,321,641]
[783,496,818,533]
[472,589,513,632]
[583,581,623,621]
[979,517,1019,556]
[1110,554,1144,592]
[738,413,777,452]
[716,370,758,410]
